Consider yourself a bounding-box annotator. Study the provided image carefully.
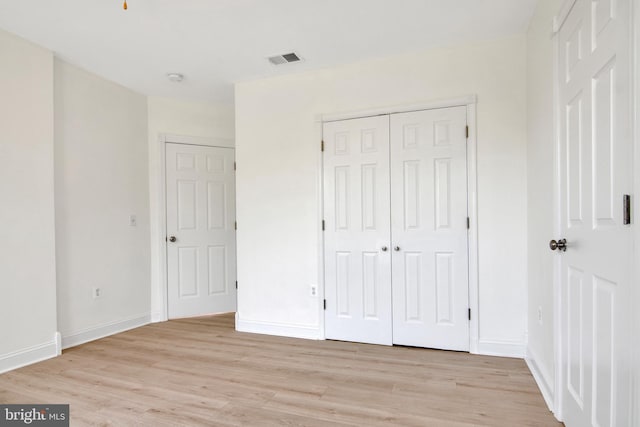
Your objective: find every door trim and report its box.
[151,133,234,322]
[632,0,639,424]
[316,96,479,353]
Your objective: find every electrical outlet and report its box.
[93,287,102,299]
[537,306,543,324]
[310,284,317,297]
[129,214,137,227]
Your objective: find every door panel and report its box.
[390,107,469,351]
[557,0,632,425]
[166,143,237,318]
[323,116,392,345]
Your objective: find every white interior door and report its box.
[166,143,237,319]
[323,116,393,345]
[557,0,633,425]
[390,107,469,350]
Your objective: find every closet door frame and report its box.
[316,95,479,353]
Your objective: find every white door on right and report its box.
[557,0,633,426]
[390,107,469,351]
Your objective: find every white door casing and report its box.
[556,0,633,425]
[323,115,393,345]
[166,143,237,319]
[390,107,469,351]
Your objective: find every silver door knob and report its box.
[381,246,388,252]
[394,246,401,252]
[549,239,567,252]
[169,236,177,243]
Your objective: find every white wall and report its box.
[525,0,561,411]
[147,96,235,321]
[0,29,58,372]
[235,36,528,354]
[54,59,151,347]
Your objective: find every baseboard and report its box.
[476,339,526,358]
[236,315,321,340]
[0,336,58,374]
[61,313,151,349]
[150,311,166,323]
[525,346,555,413]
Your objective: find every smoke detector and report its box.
[167,73,184,82]
[267,52,302,66]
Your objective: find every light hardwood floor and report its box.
[0,314,561,426]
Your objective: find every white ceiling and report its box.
[0,1,538,103]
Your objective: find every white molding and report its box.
[321,95,477,123]
[476,339,526,358]
[466,102,479,354]
[151,134,236,323]
[551,12,565,421]
[552,0,578,33]
[525,346,555,414]
[0,337,58,374]
[236,315,321,340]
[163,133,234,148]
[316,119,326,339]
[55,332,62,356]
[61,313,150,349]
[153,135,169,322]
[632,1,640,425]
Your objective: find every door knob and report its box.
[549,239,567,252]
[394,246,401,252]
[169,236,177,243]
[381,246,388,252]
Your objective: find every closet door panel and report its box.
[390,107,469,351]
[323,116,392,345]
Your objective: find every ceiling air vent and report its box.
[268,52,302,65]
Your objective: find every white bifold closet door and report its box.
[323,106,469,351]
[323,116,393,346]
[390,107,469,351]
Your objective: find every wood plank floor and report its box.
[0,314,561,426]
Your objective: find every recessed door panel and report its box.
[207,182,226,230]
[403,252,422,322]
[177,181,197,230]
[567,93,584,227]
[592,58,616,228]
[207,246,226,295]
[166,143,237,319]
[362,252,379,319]
[178,247,198,298]
[435,252,454,325]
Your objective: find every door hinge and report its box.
[468,308,471,321]
[623,194,631,225]
[234,161,236,171]
[235,281,238,289]
[465,126,469,139]
[467,217,470,229]
[321,140,325,152]
[323,299,327,310]
[234,221,237,230]
[322,220,325,231]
